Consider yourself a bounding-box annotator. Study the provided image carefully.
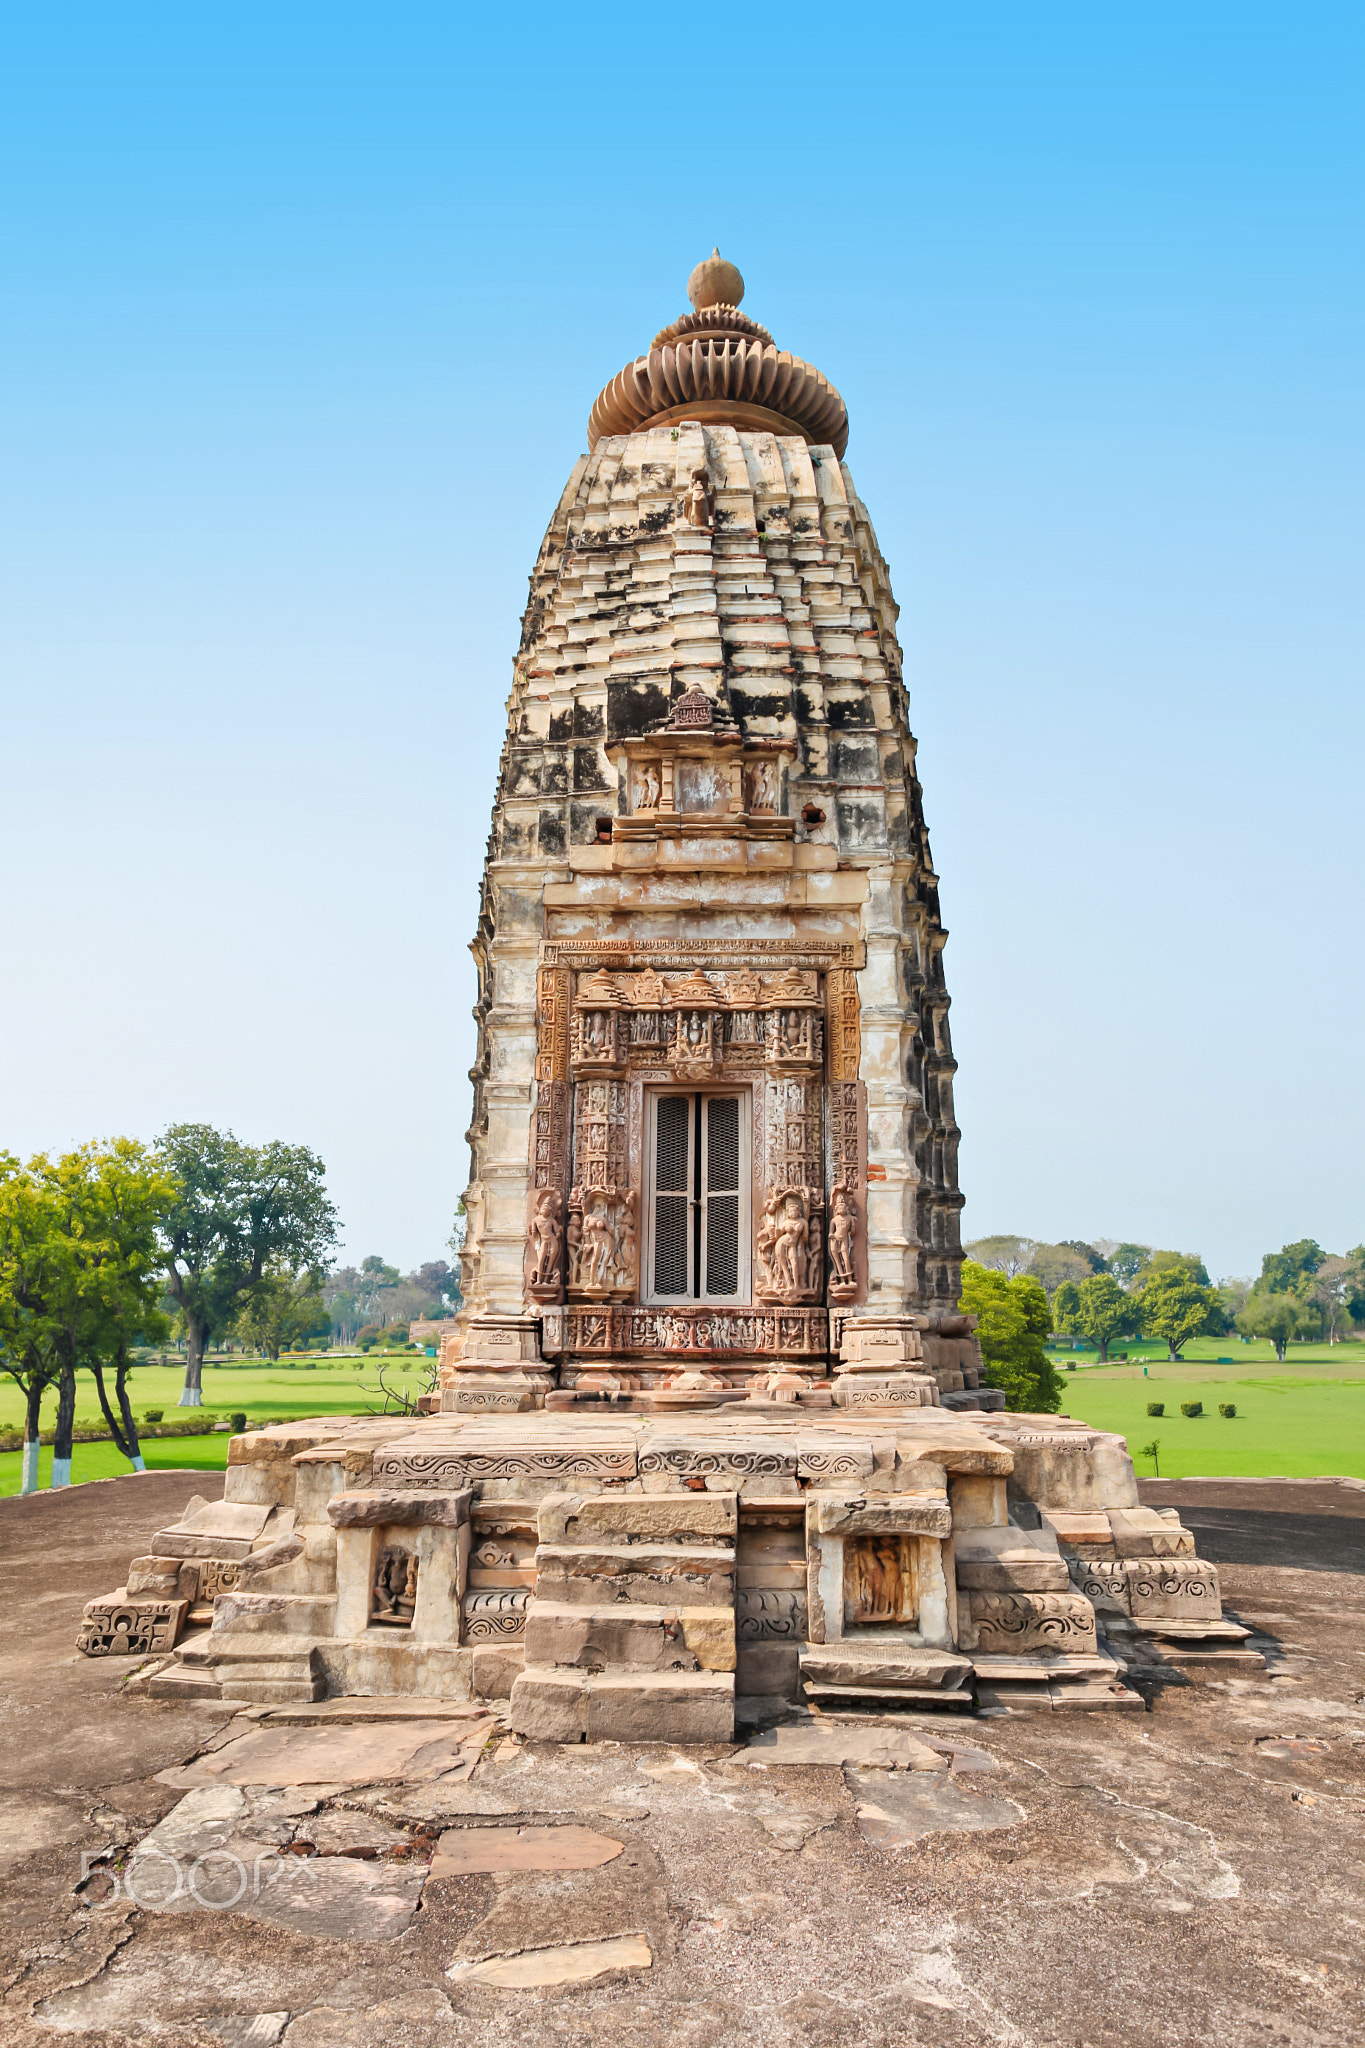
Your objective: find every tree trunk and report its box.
[1097,1337,1109,1364]
[92,1349,145,1471]
[178,1313,208,1406]
[22,1376,44,1495]
[1167,1340,1180,1361]
[51,1359,76,1488]
[1275,1337,1287,1362]
[115,1355,146,1470]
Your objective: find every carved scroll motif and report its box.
[736,1588,808,1641]
[462,1588,530,1641]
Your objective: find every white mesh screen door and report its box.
[646,1091,749,1304]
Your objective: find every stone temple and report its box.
[79,254,1257,1730]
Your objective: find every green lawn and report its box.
[1048,1337,1365,1479]
[0,1353,426,1497]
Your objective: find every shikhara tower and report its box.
[450,250,978,1409]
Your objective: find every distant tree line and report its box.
[964,1234,1365,1368]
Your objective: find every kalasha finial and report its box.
[687,247,745,311]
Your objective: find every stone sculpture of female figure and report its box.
[829,1181,857,1286]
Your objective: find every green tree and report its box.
[51,1140,174,1474]
[158,1125,340,1406]
[0,1154,65,1493]
[959,1261,1064,1413]
[1306,1254,1361,1345]
[1237,1289,1316,1361]
[1259,1239,1325,1295]
[234,1263,329,1360]
[1108,1243,1153,1289]
[1054,1272,1141,1363]
[1138,1266,1222,1360]
[0,1143,171,1488]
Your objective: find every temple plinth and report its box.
[75,260,1261,1734]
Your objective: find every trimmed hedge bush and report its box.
[1219,1402,1236,1418]
[1146,1401,1165,1416]
[229,1411,248,1433]
[144,1408,164,1423]
[1180,1400,1203,1418]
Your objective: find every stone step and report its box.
[972,1649,1142,1713]
[146,1669,224,1702]
[802,1683,974,1709]
[955,1524,1070,1594]
[522,1600,734,1673]
[509,1665,734,1743]
[799,1642,973,1694]
[534,1542,736,1607]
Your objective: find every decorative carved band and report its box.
[372,1447,639,1488]
[541,1303,828,1359]
[736,1588,808,1641]
[462,1588,530,1641]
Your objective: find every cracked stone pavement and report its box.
[2,1471,1363,2046]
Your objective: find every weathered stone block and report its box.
[949,1475,1008,1529]
[327,1489,472,1529]
[736,1641,801,1699]
[955,1525,1070,1593]
[523,1601,735,1673]
[537,1490,736,1544]
[471,1643,525,1700]
[509,1667,734,1743]
[810,1492,952,1537]
[1107,1508,1197,1558]
[126,1556,200,1601]
[535,1543,735,1606]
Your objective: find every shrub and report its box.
[1180,1400,1203,1418]
[1219,1402,1236,1418]
[143,1408,164,1423]
[1146,1401,1164,1416]
[229,1410,248,1433]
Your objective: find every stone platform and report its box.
[76,1405,1251,1736]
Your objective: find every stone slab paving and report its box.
[4,1474,1365,2045]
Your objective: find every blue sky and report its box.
[1,5,1360,1280]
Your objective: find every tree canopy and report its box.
[959,1261,1063,1413]
[1137,1266,1222,1359]
[1053,1272,1141,1362]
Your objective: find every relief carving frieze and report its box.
[541,1303,828,1359]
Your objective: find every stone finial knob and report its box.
[687,248,745,311]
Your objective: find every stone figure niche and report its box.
[371,1545,418,1626]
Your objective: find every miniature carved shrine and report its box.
[80,253,1261,1730]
